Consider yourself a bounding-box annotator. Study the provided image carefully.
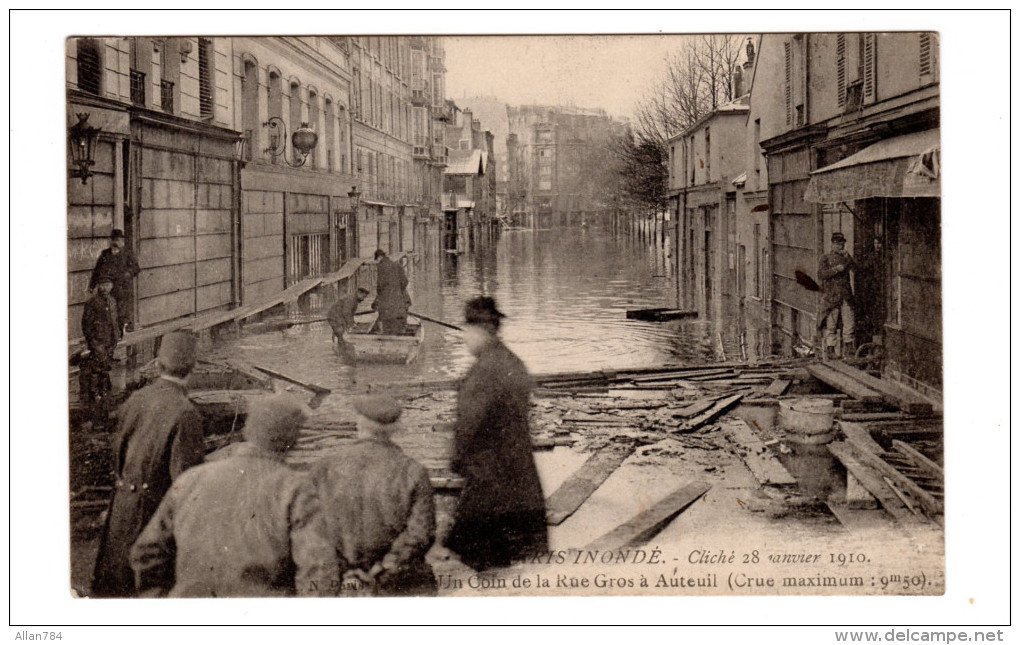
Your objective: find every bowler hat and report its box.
[111,229,125,239]
[464,296,506,326]
[831,232,846,243]
[353,394,402,425]
[158,331,198,374]
[243,394,309,453]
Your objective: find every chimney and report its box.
[733,65,744,98]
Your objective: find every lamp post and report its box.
[347,185,361,214]
[68,113,101,185]
[263,117,318,167]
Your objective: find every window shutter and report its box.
[862,33,877,103]
[919,33,933,80]
[836,34,847,108]
[784,41,793,125]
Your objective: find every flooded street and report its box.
[209,226,745,403]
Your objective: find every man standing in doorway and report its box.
[817,231,856,359]
[90,229,141,333]
[372,250,411,335]
[80,273,121,429]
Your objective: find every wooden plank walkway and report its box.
[806,363,884,404]
[721,419,797,487]
[583,480,711,550]
[545,447,636,525]
[827,442,930,527]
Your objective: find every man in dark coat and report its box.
[308,395,437,596]
[91,331,205,598]
[372,249,411,335]
[80,273,121,428]
[445,297,548,571]
[130,395,341,597]
[816,231,856,359]
[89,229,140,333]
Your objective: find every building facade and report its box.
[755,32,941,391]
[67,35,450,342]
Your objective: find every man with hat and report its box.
[327,286,371,346]
[130,395,341,597]
[445,296,548,572]
[91,331,205,597]
[372,249,411,335]
[89,228,140,333]
[308,395,438,596]
[79,271,121,429]
[817,231,857,359]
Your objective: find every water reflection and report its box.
[210,227,765,401]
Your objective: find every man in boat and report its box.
[372,249,411,335]
[89,228,140,333]
[816,231,856,359]
[445,297,548,572]
[91,331,206,598]
[130,395,341,597]
[327,286,370,343]
[79,272,121,430]
[307,395,437,596]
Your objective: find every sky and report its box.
[444,35,698,121]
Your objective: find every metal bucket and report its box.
[779,398,835,436]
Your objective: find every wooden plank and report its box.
[631,368,732,383]
[838,421,886,455]
[764,379,792,397]
[891,440,944,480]
[827,442,928,526]
[806,363,884,403]
[584,480,711,550]
[823,361,935,415]
[249,364,331,395]
[721,419,797,487]
[673,393,746,434]
[845,472,879,509]
[545,448,635,525]
[850,446,943,518]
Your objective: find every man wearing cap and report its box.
[445,296,548,572]
[327,286,370,343]
[89,228,141,333]
[308,395,437,596]
[817,232,856,359]
[91,331,205,598]
[372,249,411,335]
[130,395,341,597]
[79,272,121,429]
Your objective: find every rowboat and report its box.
[344,315,425,364]
[625,307,699,322]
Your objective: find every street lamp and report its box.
[347,185,362,213]
[68,113,101,185]
[263,116,318,167]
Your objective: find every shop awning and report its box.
[803,129,940,203]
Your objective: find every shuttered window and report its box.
[862,33,877,103]
[836,34,847,108]
[198,38,214,117]
[919,32,936,83]
[77,38,102,95]
[784,41,793,125]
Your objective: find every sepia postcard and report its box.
[8,8,1013,635]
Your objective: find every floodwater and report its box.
[208,225,760,416]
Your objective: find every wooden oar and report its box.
[249,364,331,395]
[408,311,462,331]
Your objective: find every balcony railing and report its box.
[410,89,428,107]
[130,69,146,106]
[160,79,175,112]
[412,146,430,159]
[431,103,453,122]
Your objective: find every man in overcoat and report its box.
[90,331,205,597]
[445,296,548,571]
[817,231,856,358]
[89,229,140,333]
[130,395,341,597]
[372,249,411,335]
[308,395,437,596]
[79,273,121,428]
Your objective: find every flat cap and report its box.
[158,331,198,373]
[243,394,309,453]
[353,394,402,425]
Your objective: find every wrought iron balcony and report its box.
[411,89,428,107]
